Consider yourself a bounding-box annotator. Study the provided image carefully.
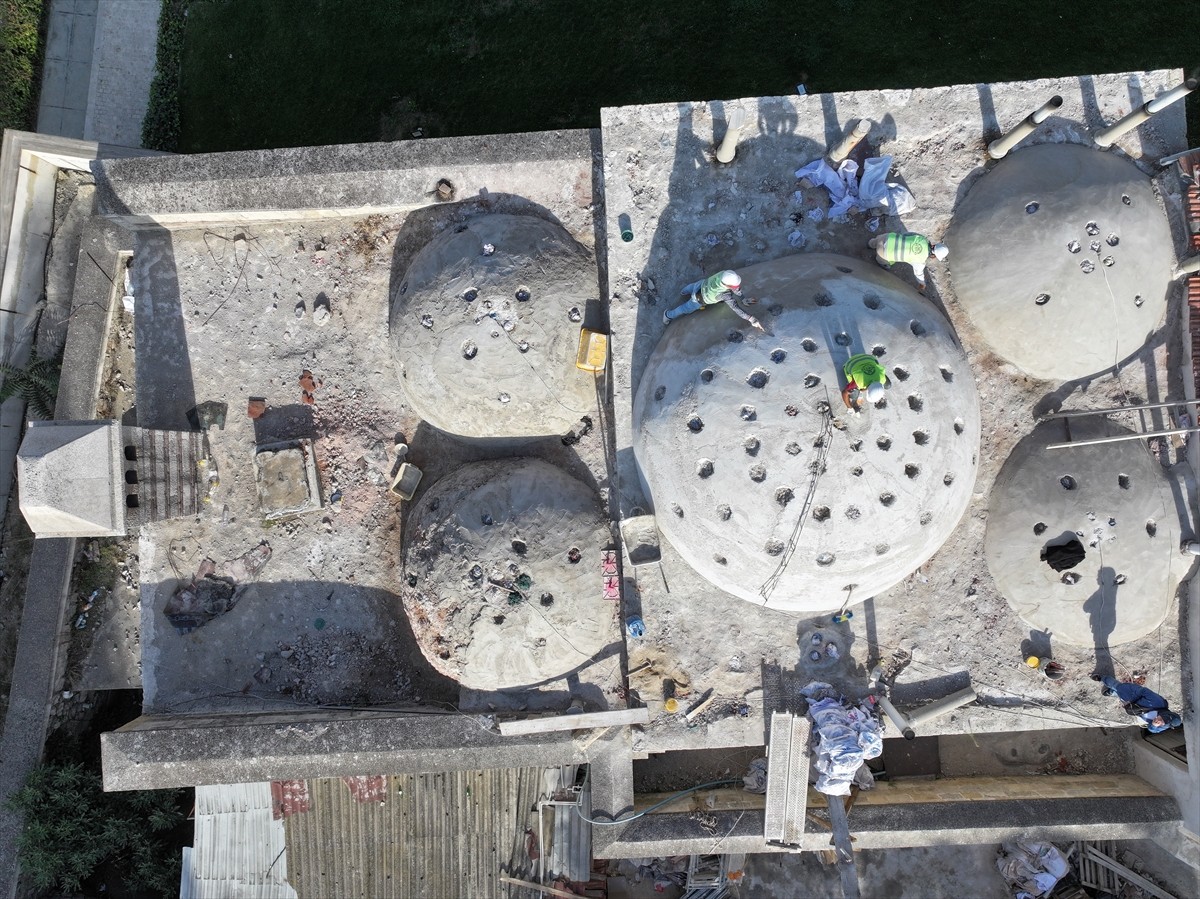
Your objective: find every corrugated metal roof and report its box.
[283,768,546,898]
[182,782,299,899]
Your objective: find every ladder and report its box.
[1041,400,1199,449]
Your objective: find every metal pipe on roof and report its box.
[987,95,1064,159]
[1094,74,1199,148]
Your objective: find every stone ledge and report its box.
[101,709,590,791]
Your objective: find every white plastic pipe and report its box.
[906,686,978,729]
[1094,76,1198,148]
[827,119,872,165]
[716,106,748,164]
[987,95,1063,159]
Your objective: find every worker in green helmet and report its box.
[842,353,888,410]
[868,232,949,291]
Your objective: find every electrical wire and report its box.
[574,777,739,826]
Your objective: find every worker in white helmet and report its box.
[842,353,889,411]
[867,233,949,291]
[663,269,764,330]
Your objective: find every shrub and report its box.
[141,0,189,151]
[6,761,186,896]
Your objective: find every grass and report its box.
[172,0,1197,153]
[0,0,46,133]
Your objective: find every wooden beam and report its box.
[497,875,580,898]
[498,707,649,737]
[1084,847,1177,899]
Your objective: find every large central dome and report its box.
[633,253,981,612]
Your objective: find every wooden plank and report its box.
[1084,847,1177,899]
[498,707,649,736]
[498,875,580,898]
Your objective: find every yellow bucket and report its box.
[576,328,608,373]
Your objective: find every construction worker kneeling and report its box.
[842,353,889,411]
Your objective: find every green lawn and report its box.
[166,0,1195,152]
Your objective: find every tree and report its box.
[0,350,62,420]
[6,762,186,896]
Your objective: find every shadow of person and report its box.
[1084,566,1118,678]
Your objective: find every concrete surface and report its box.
[599,71,1188,752]
[947,143,1174,381]
[37,0,98,139]
[986,417,1185,648]
[737,844,1011,899]
[401,458,619,690]
[16,420,125,537]
[632,252,980,611]
[100,708,590,791]
[38,0,160,145]
[82,0,161,147]
[391,213,598,438]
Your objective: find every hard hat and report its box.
[866,382,885,403]
[932,243,950,261]
[721,270,742,289]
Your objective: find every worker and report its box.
[1094,674,1183,733]
[663,270,764,331]
[842,353,888,410]
[868,233,949,291]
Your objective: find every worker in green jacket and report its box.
[842,353,888,410]
[663,269,764,330]
[868,232,948,290]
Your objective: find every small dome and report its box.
[985,418,1180,646]
[947,144,1171,381]
[390,214,597,437]
[400,458,614,689]
[634,253,980,612]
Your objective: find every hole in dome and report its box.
[939,365,953,382]
[850,439,863,452]
[1067,240,1081,254]
[1035,293,1050,306]
[1025,202,1039,214]
[785,441,801,455]
[777,487,795,507]
[801,338,818,352]
[919,511,932,526]
[1106,233,1119,247]
[1118,474,1130,490]
[727,330,744,343]
[954,419,965,435]
[1122,194,1132,205]
[850,467,863,477]
[515,286,531,301]
[744,436,760,456]
[944,473,955,486]
[1134,295,1143,307]
[879,492,895,507]
[697,459,714,478]
[749,464,767,482]
[1034,522,1047,535]
[716,504,732,520]
[814,293,834,307]
[654,385,666,400]
[908,394,923,412]
[1060,475,1076,490]
[700,369,715,383]
[747,368,769,388]
[804,374,821,388]
[766,539,785,556]
[876,435,892,451]
[910,321,927,337]
[1146,519,1157,537]
[816,552,835,567]
[714,554,727,565]
[461,340,478,360]
[864,294,882,310]
[834,332,851,346]
[913,429,929,446]
[837,265,852,273]
[1085,221,1099,235]
[845,505,861,519]
[770,348,787,363]
[741,405,756,421]
[1080,259,1094,274]
[687,416,704,432]
[872,344,886,357]
[462,287,479,301]
[875,543,889,555]
[904,463,920,479]
[893,366,910,381]
[812,505,830,521]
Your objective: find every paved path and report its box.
[37,0,161,147]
